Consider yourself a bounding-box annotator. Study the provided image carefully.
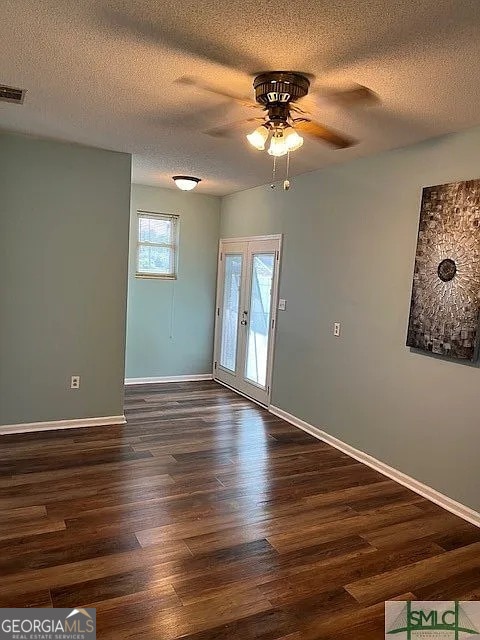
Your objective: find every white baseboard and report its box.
[269,404,480,529]
[125,374,213,386]
[0,415,126,435]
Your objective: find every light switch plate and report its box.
[278,299,287,311]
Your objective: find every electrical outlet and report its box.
[278,299,287,311]
[70,375,80,389]
[333,322,341,337]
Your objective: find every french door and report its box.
[213,235,282,405]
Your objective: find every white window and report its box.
[136,211,179,279]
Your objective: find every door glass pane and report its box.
[245,253,275,387]
[220,254,242,372]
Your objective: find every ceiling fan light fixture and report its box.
[267,129,288,157]
[246,124,270,151]
[284,126,304,152]
[172,175,201,191]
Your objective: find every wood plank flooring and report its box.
[1,381,479,639]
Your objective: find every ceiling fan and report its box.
[101,9,379,160]
[176,71,378,157]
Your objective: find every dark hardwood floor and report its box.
[1,381,480,639]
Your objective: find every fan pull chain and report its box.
[270,156,277,189]
[284,151,291,190]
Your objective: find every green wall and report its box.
[125,184,220,379]
[221,127,480,512]
[0,132,131,425]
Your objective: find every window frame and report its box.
[135,210,179,280]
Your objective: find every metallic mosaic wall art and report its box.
[406,179,480,360]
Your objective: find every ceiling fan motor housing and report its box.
[253,71,310,106]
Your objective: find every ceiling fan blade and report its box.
[289,103,310,116]
[309,4,480,73]
[102,9,263,74]
[294,119,356,149]
[315,84,379,108]
[204,117,265,138]
[177,77,260,109]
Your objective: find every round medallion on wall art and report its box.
[437,258,457,282]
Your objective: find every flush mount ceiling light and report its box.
[172,175,201,191]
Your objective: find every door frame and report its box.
[212,234,283,406]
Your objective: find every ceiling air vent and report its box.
[0,85,26,104]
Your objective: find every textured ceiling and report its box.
[1,0,480,195]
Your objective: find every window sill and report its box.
[135,273,177,280]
